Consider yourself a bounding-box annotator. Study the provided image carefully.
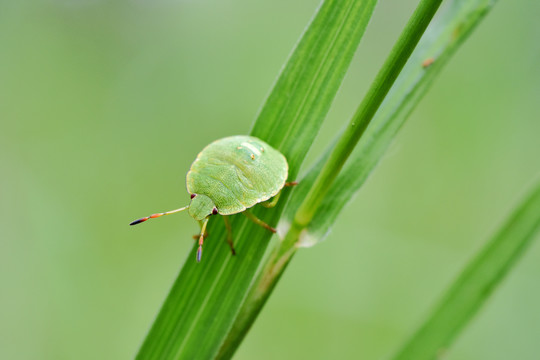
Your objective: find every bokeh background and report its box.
[1,0,539,359]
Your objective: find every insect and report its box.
[130,135,297,262]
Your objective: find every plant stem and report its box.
[218,0,444,356]
[293,0,443,233]
[279,0,443,299]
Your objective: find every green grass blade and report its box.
[220,0,444,357]
[392,181,540,360]
[251,0,376,172]
[136,0,376,359]
[290,0,443,231]
[284,0,498,244]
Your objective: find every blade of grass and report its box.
[218,0,443,357]
[291,0,443,231]
[392,181,540,360]
[136,0,376,358]
[250,0,376,172]
[288,0,500,245]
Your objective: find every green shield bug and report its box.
[130,135,297,262]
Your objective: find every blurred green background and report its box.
[1,0,539,359]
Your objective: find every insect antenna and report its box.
[129,206,189,226]
[196,217,210,262]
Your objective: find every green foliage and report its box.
[392,181,540,360]
[286,0,500,244]
[136,0,376,358]
[220,1,443,357]
[2,1,539,359]
[136,0,540,359]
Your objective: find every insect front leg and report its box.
[222,216,236,256]
[196,217,210,262]
[192,220,209,240]
[243,210,277,233]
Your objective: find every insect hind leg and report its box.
[243,210,277,233]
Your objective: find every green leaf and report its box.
[392,181,540,360]
[136,1,376,359]
[251,0,376,172]
[220,0,444,357]
[284,0,499,245]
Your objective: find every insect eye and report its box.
[191,194,196,199]
[212,207,218,215]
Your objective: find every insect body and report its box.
[130,135,295,262]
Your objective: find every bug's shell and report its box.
[186,135,288,215]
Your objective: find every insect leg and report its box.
[261,190,281,208]
[243,211,276,233]
[261,181,298,209]
[222,216,236,255]
[193,220,209,241]
[196,217,210,262]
